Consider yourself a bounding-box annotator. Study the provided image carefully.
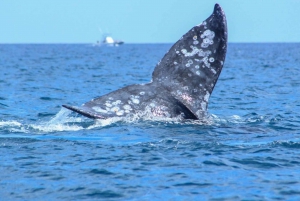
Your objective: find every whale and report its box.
[63,4,227,120]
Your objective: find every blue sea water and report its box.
[0,43,300,200]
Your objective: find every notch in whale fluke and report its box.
[63,4,227,120]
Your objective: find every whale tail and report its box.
[152,4,227,118]
[63,4,227,120]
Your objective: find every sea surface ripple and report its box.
[0,43,300,200]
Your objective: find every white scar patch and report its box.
[92,106,108,113]
[181,93,193,104]
[201,29,215,48]
[204,91,210,102]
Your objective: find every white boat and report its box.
[94,34,124,47]
[103,35,124,46]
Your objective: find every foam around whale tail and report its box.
[152,4,227,118]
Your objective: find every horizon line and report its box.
[1,42,300,45]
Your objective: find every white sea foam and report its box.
[0,120,22,127]
[31,108,86,132]
[0,109,236,134]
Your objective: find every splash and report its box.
[0,108,266,135]
[0,120,22,127]
[0,120,27,133]
[0,108,87,134]
[30,108,87,132]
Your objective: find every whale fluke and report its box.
[63,4,227,120]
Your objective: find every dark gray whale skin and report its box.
[63,4,227,120]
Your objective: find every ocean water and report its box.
[0,43,300,200]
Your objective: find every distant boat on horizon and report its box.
[94,34,124,47]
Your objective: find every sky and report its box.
[1,0,300,44]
